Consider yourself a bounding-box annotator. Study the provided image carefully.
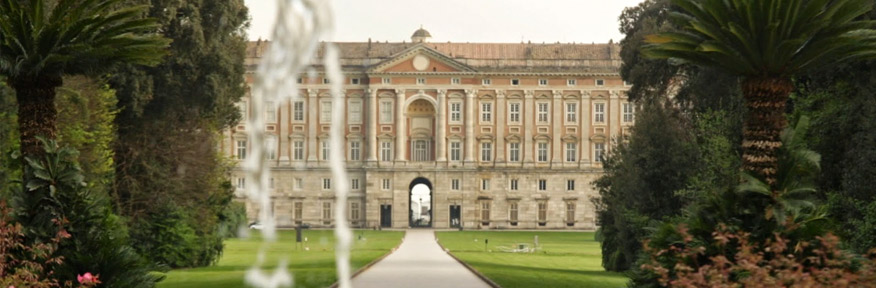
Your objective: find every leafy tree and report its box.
[110,0,249,267]
[0,0,168,158]
[644,0,876,187]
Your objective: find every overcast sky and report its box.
[244,0,646,44]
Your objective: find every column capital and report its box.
[494,89,505,98]
[395,88,406,95]
[610,90,621,99]
[580,90,591,98]
[552,90,563,98]
[524,90,534,98]
[307,89,318,97]
[437,89,447,96]
[465,89,478,96]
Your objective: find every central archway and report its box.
[409,177,433,228]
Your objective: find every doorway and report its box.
[380,204,392,228]
[449,205,461,228]
[409,177,432,227]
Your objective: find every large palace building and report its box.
[225,28,632,230]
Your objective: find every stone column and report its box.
[495,90,506,162]
[464,89,477,163]
[366,89,378,162]
[580,90,591,164]
[307,89,318,162]
[523,90,534,163]
[278,97,290,165]
[551,90,563,164]
[436,89,447,162]
[395,89,407,161]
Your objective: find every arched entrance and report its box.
[409,177,433,227]
[407,99,435,162]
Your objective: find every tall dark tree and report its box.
[644,0,876,187]
[110,0,249,267]
[0,0,168,158]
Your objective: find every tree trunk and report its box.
[740,77,793,186]
[13,76,62,159]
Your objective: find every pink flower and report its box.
[77,272,99,284]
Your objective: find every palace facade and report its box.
[224,28,632,230]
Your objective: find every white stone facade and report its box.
[224,31,631,230]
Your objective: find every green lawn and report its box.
[158,230,403,288]
[436,231,628,288]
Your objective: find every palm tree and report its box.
[0,0,169,158]
[643,0,876,187]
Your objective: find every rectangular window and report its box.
[237,177,245,189]
[594,103,605,123]
[510,203,519,224]
[412,140,430,162]
[323,178,332,190]
[293,202,303,220]
[381,141,393,162]
[266,137,277,160]
[566,142,577,162]
[266,101,276,122]
[296,78,303,84]
[351,178,360,190]
[451,78,461,85]
[481,142,492,162]
[417,78,426,85]
[567,179,575,191]
[537,102,549,123]
[236,140,247,160]
[539,79,548,86]
[450,102,462,123]
[481,201,490,222]
[322,202,332,225]
[238,102,247,120]
[509,142,520,162]
[451,179,460,191]
[623,102,634,123]
[537,142,548,162]
[382,179,391,190]
[293,101,305,121]
[450,141,461,161]
[567,79,577,86]
[351,202,361,220]
[380,101,393,123]
[350,141,361,161]
[482,78,491,85]
[294,178,302,190]
[482,179,490,191]
[351,78,360,85]
[538,179,547,191]
[595,143,606,163]
[293,140,304,160]
[566,202,576,223]
[511,79,520,85]
[269,177,274,189]
[596,79,605,86]
[320,101,332,122]
[624,80,632,86]
[510,179,518,190]
[321,140,330,161]
[382,77,391,84]
[566,102,577,123]
[538,202,547,223]
[349,101,362,124]
[509,103,520,123]
[323,78,330,84]
[481,102,492,122]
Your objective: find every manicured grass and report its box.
[436,231,628,288]
[158,229,403,288]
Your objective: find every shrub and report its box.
[641,224,876,287]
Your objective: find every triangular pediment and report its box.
[369,44,477,73]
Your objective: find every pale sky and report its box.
[244,0,646,44]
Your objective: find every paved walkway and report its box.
[351,229,492,288]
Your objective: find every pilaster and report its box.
[395,89,407,162]
[436,89,447,162]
